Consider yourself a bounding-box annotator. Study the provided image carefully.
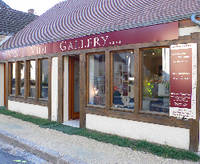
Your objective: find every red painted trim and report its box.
[0,22,178,59]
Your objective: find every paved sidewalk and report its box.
[0,114,198,164]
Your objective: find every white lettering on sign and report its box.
[59,35,122,52]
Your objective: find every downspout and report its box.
[191,14,200,26]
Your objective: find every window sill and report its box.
[87,104,105,109]
[110,107,134,113]
[8,96,48,106]
[139,110,169,117]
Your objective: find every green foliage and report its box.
[0,106,199,162]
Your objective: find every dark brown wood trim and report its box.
[80,53,87,128]
[48,57,52,120]
[8,96,48,106]
[179,19,199,28]
[35,59,39,101]
[189,42,200,152]
[5,62,8,108]
[58,55,64,123]
[134,48,140,114]
[15,61,19,96]
[24,61,28,98]
[86,108,192,129]
[105,50,111,113]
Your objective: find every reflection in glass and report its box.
[113,51,135,110]
[11,63,16,95]
[40,59,48,99]
[29,60,36,97]
[19,62,25,96]
[89,54,105,106]
[142,48,170,113]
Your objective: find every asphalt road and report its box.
[0,149,29,164]
[0,138,48,164]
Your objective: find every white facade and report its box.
[51,57,59,121]
[8,101,48,119]
[86,114,190,150]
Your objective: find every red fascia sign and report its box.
[0,22,178,60]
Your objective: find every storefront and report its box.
[0,0,200,152]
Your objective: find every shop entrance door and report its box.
[69,56,80,120]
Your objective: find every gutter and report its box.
[191,14,200,26]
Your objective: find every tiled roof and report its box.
[0,0,37,35]
[2,0,200,50]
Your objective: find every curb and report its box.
[0,129,87,164]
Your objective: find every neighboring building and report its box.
[0,0,37,46]
[0,0,200,152]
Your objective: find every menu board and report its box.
[170,43,197,119]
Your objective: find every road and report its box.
[0,138,48,164]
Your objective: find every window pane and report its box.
[19,62,25,96]
[11,63,16,95]
[142,48,170,113]
[29,60,36,97]
[40,59,48,99]
[113,51,135,110]
[89,54,105,106]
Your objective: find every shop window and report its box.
[142,48,170,113]
[10,63,16,95]
[28,60,36,98]
[88,54,105,106]
[112,51,135,110]
[18,62,25,96]
[39,59,48,99]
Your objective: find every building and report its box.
[0,0,37,107]
[0,0,200,152]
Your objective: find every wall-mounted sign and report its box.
[170,43,197,120]
[0,22,178,60]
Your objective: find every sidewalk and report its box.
[0,114,198,164]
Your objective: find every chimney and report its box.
[28,9,34,14]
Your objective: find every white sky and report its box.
[3,0,64,15]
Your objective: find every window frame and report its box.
[27,60,36,99]
[139,46,170,116]
[38,58,49,101]
[110,49,135,112]
[86,52,106,108]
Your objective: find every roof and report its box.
[0,0,37,36]
[1,0,200,50]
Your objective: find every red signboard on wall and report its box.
[0,22,178,60]
[170,47,192,109]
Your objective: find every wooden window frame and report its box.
[17,61,26,97]
[86,52,106,108]
[26,60,36,99]
[110,49,135,112]
[138,46,170,116]
[38,58,49,101]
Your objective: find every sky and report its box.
[3,0,64,15]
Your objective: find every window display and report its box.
[88,54,105,106]
[28,60,36,97]
[142,48,170,113]
[112,51,135,110]
[19,62,25,96]
[39,59,48,99]
[10,63,16,95]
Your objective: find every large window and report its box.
[112,51,135,110]
[18,62,25,96]
[39,59,48,99]
[28,60,36,98]
[88,54,105,106]
[142,48,170,113]
[10,63,16,95]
